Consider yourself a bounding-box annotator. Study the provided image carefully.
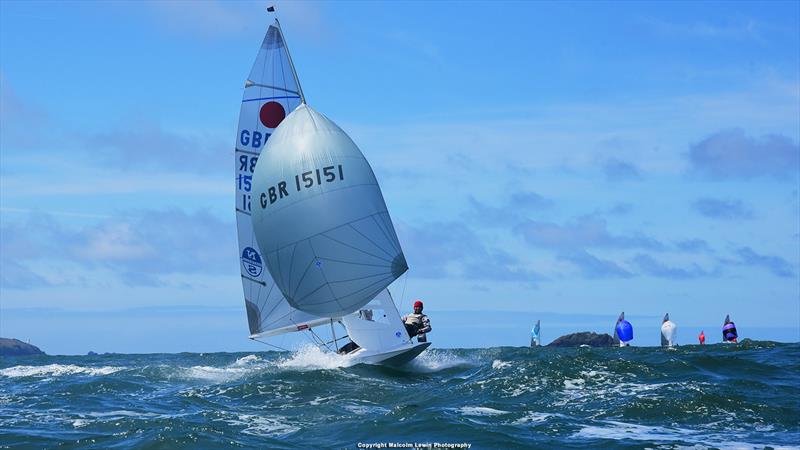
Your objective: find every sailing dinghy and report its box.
[660,313,677,348]
[722,315,738,343]
[530,320,541,347]
[613,312,633,347]
[235,14,428,366]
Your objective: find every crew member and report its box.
[403,300,432,343]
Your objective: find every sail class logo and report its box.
[260,101,286,128]
[238,101,287,149]
[241,247,263,277]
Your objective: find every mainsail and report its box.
[236,20,325,338]
[251,105,408,317]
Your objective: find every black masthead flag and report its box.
[267,6,275,12]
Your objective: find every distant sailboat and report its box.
[236,14,428,365]
[531,320,541,347]
[722,315,738,343]
[660,313,677,347]
[613,312,633,347]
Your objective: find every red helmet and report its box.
[413,300,423,309]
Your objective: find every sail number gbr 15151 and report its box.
[259,165,344,209]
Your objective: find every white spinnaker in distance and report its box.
[236,20,324,337]
[660,313,677,347]
[531,320,541,346]
[251,104,408,317]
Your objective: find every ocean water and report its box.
[1,341,798,449]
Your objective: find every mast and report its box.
[270,9,306,105]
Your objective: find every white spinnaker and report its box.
[236,20,324,337]
[251,104,408,317]
[531,320,541,346]
[661,321,677,347]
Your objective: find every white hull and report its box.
[348,342,431,367]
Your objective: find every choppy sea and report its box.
[1,341,798,449]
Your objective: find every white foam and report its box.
[176,354,272,382]
[276,344,356,370]
[180,365,253,382]
[492,360,511,369]
[343,404,390,415]
[512,412,553,425]
[404,349,473,373]
[72,419,91,428]
[0,364,123,378]
[88,410,159,419]
[231,354,261,366]
[563,378,585,390]
[457,406,509,416]
[573,420,799,449]
[309,395,338,406]
[228,414,300,437]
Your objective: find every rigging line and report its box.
[277,34,291,108]
[302,329,320,347]
[330,319,339,353]
[307,328,332,352]
[400,270,409,312]
[275,18,306,104]
[322,334,350,346]
[250,337,291,352]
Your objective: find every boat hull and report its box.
[349,342,431,367]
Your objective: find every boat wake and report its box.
[276,344,357,370]
[0,364,124,378]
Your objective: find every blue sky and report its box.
[1,1,798,354]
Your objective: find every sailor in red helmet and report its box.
[403,300,432,343]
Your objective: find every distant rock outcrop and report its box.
[0,338,45,356]
[548,332,615,347]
